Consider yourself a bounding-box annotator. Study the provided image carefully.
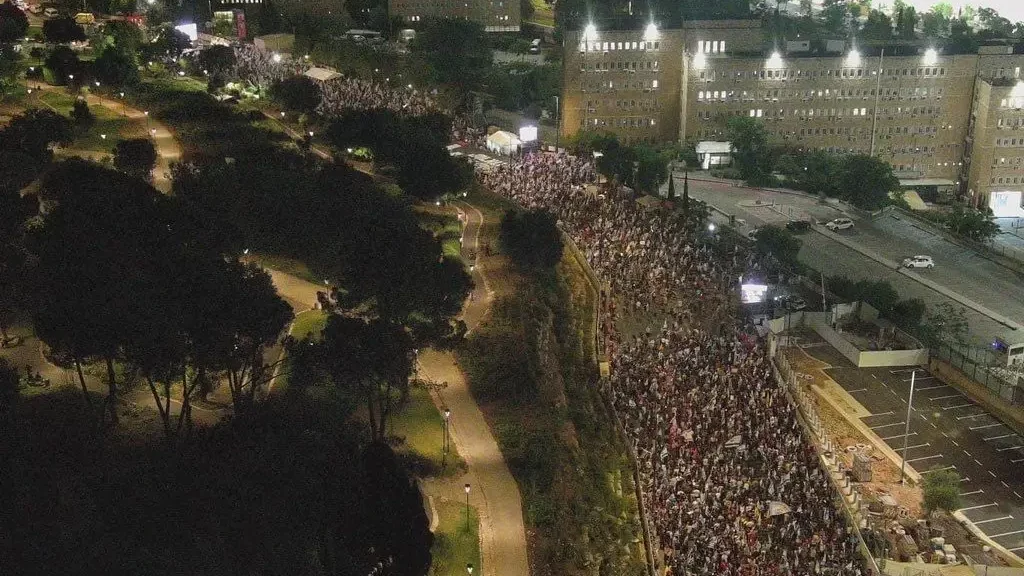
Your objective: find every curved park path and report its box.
[29,83,182,193]
[417,201,530,576]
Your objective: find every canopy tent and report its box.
[304,67,342,83]
[486,130,521,156]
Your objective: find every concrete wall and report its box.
[813,322,864,366]
[858,348,929,368]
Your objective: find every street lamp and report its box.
[708,223,716,232]
[845,48,861,68]
[272,52,282,63]
[100,134,107,140]
[467,564,474,575]
[442,408,451,467]
[464,483,471,528]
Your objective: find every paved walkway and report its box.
[29,83,181,193]
[418,202,530,576]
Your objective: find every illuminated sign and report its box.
[741,283,769,304]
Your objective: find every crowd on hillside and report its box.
[317,76,441,117]
[480,152,866,576]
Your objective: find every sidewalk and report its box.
[417,202,530,576]
[812,225,1022,330]
[30,83,182,193]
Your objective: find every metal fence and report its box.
[772,345,883,576]
[930,341,1024,405]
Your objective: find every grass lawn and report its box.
[429,500,481,576]
[391,384,466,477]
[249,253,320,284]
[416,207,464,260]
[291,309,328,341]
[528,0,555,27]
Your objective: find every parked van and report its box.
[43,7,59,18]
[74,12,96,25]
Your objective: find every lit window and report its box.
[652,79,658,88]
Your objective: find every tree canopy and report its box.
[42,17,86,44]
[500,209,565,270]
[412,18,492,92]
[269,75,322,114]
[0,2,28,43]
[113,138,158,181]
[726,116,771,182]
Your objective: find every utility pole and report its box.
[554,95,560,151]
[900,370,916,485]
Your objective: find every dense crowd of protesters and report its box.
[317,76,440,117]
[480,153,866,576]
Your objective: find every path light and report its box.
[467,563,473,575]
[346,148,353,153]
[243,248,249,255]
[308,131,314,138]
[177,70,185,76]
[280,111,285,117]
[271,52,282,63]
[150,128,156,136]
[94,81,100,87]
[100,134,107,140]
[708,223,716,232]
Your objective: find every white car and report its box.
[902,255,935,269]
[825,218,854,231]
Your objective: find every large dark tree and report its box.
[42,17,86,44]
[500,209,564,270]
[268,75,322,114]
[835,154,898,210]
[43,44,81,84]
[0,2,29,43]
[93,45,140,87]
[113,138,158,181]
[726,116,771,181]
[412,18,492,92]
[322,315,414,442]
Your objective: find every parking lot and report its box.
[812,345,1024,557]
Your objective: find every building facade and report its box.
[388,0,519,32]
[561,20,1024,208]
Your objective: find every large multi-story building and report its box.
[560,20,1024,209]
[388,0,519,32]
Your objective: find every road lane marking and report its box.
[881,432,916,441]
[943,403,974,410]
[970,423,1002,430]
[973,515,1014,525]
[958,413,989,420]
[869,421,905,429]
[928,394,961,401]
[987,529,1024,539]
[997,445,1024,452]
[984,434,1014,441]
[960,489,984,496]
[906,454,943,463]
[959,503,998,511]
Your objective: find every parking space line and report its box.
[997,445,1024,452]
[1015,491,1023,499]
[960,502,998,512]
[927,394,961,401]
[881,432,916,441]
[890,369,915,374]
[869,421,905,430]
[958,413,989,420]
[976,459,983,466]
[903,376,935,382]
[846,388,868,393]
[987,529,1024,539]
[901,443,930,450]
[867,411,894,417]
[1010,546,1024,552]
[984,434,1014,441]
[919,465,957,474]
[960,489,984,496]
[1013,458,1024,464]
[914,385,947,391]
[906,454,943,463]
[1003,481,1010,488]
[973,515,1014,525]
[970,423,1002,430]
[989,471,998,478]
[943,403,974,410]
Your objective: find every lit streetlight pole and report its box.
[467,563,474,575]
[900,370,916,485]
[442,408,451,468]
[464,483,471,528]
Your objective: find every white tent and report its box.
[304,67,342,83]
[486,130,521,156]
[696,141,733,170]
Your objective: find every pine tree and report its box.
[667,175,676,199]
[682,171,690,216]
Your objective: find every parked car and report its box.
[902,255,935,269]
[74,12,95,25]
[43,7,59,17]
[786,220,811,233]
[825,217,854,231]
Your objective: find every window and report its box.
[652,79,658,89]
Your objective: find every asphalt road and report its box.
[806,341,1024,557]
[684,175,1022,347]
